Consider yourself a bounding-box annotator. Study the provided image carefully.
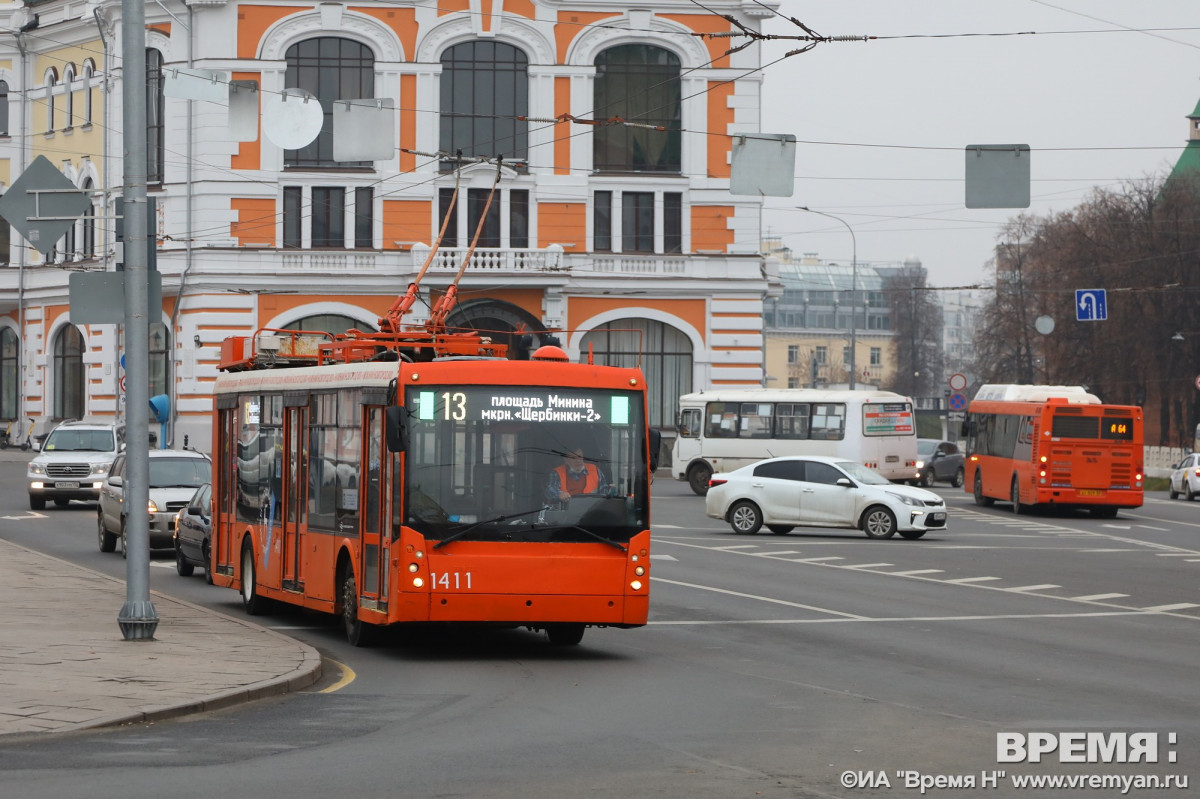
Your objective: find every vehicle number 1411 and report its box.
[430,571,472,590]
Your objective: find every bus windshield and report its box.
[403,385,649,545]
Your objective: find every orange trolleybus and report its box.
[208,166,650,646]
[961,384,1143,516]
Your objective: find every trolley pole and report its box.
[116,0,158,640]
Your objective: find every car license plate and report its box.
[1077,489,1103,497]
[54,481,80,489]
[930,512,946,521]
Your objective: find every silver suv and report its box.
[97,449,212,555]
[27,421,125,510]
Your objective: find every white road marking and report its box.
[845,563,894,570]
[1140,603,1200,612]
[649,610,1149,626]
[651,577,868,619]
[890,569,945,576]
[712,544,760,551]
[945,576,1002,584]
[1071,593,1129,601]
[789,556,844,563]
[1004,584,1061,593]
[649,554,677,561]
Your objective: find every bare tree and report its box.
[885,264,943,397]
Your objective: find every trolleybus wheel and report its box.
[687,463,713,496]
[973,472,994,507]
[340,565,375,647]
[241,540,269,616]
[546,623,585,646]
[861,506,897,539]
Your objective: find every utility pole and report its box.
[117,0,158,640]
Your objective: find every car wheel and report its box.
[1188,484,1197,502]
[1011,477,1026,515]
[687,463,713,496]
[546,623,586,646]
[203,542,214,585]
[728,501,763,535]
[340,564,374,647]
[240,539,270,616]
[952,467,964,489]
[973,472,994,507]
[97,512,117,553]
[899,529,926,540]
[120,518,128,560]
[1169,484,1179,500]
[767,524,793,535]
[920,469,934,488]
[29,495,45,511]
[175,542,195,577]
[861,506,897,539]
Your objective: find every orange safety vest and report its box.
[554,463,601,495]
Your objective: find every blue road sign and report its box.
[949,392,967,411]
[1076,289,1107,321]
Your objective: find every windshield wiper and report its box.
[554,525,626,552]
[432,505,549,550]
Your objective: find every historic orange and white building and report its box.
[0,0,779,449]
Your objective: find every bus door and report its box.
[359,407,388,609]
[214,404,238,576]
[281,403,305,591]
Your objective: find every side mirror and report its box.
[836,477,853,488]
[385,406,408,453]
[648,429,662,472]
[108,475,123,487]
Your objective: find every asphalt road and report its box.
[3,453,1199,799]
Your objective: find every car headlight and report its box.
[92,463,110,475]
[915,460,926,469]
[147,500,159,514]
[886,491,923,507]
[29,463,46,475]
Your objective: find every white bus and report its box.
[672,388,920,494]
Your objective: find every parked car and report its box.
[173,483,213,583]
[1168,453,1200,501]
[705,455,948,539]
[27,420,126,510]
[97,449,212,556]
[915,438,965,488]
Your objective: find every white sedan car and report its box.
[1168,453,1200,501]
[705,455,948,539]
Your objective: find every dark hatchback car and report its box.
[915,439,965,488]
[173,483,213,583]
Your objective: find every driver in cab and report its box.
[547,447,610,504]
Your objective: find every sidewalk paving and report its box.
[0,537,322,737]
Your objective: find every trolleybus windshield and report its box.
[403,385,649,545]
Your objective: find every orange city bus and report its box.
[208,331,652,647]
[961,384,1143,516]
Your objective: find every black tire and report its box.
[241,540,269,615]
[120,519,128,560]
[29,495,45,511]
[899,529,927,540]
[861,506,897,539]
[175,543,195,577]
[919,469,935,488]
[203,542,214,585]
[1169,486,1179,500]
[1188,486,1196,502]
[97,512,117,553]
[546,623,585,646]
[952,467,964,489]
[340,565,374,647]
[1011,477,1026,515]
[973,472,994,507]
[687,463,713,496]
[767,524,793,535]
[728,500,763,535]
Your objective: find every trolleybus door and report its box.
[282,405,304,590]
[359,407,387,605]
[215,405,238,575]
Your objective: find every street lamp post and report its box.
[799,207,858,390]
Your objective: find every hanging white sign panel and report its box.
[228,80,260,143]
[262,88,324,150]
[163,68,228,103]
[730,133,796,197]
[333,98,396,162]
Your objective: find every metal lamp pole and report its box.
[799,207,857,390]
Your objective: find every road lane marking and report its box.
[945,576,1002,584]
[845,563,894,570]
[712,544,760,551]
[1140,603,1200,612]
[649,610,1149,626]
[890,569,945,576]
[1071,593,1129,601]
[1004,584,1061,592]
[316,658,355,694]
[650,554,677,560]
[650,576,869,619]
[789,556,843,563]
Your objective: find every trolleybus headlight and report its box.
[413,577,424,588]
[408,563,419,573]
[630,580,643,591]
[634,566,645,576]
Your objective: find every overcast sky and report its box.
[755,0,1200,289]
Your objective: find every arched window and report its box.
[149,322,169,398]
[81,179,96,259]
[0,328,18,421]
[286,313,374,337]
[439,41,528,168]
[44,68,58,133]
[579,319,693,428]
[82,62,95,125]
[146,50,165,183]
[593,45,681,173]
[0,80,9,135]
[63,65,75,130]
[284,37,374,168]
[52,325,85,421]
